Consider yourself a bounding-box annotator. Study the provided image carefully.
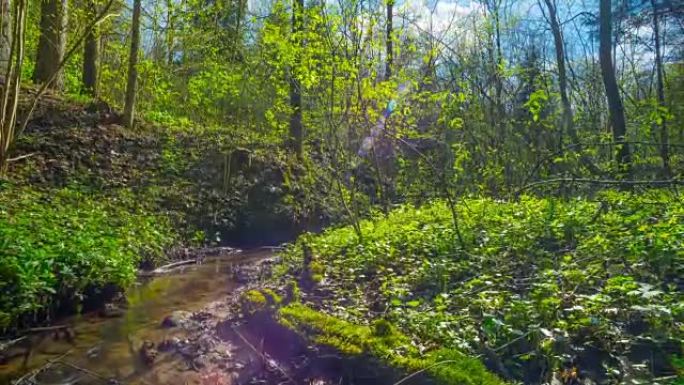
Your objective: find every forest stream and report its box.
[1,249,275,385]
[1,248,405,385]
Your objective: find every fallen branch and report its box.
[7,152,35,162]
[21,324,69,333]
[138,259,198,276]
[0,336,27,352]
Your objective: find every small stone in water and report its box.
[162,310,192,328]
[158,337,180,352]
[192,356,210,370]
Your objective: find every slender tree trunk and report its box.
[0,0,10,76]
[123,0,141,128]
[33,0,67,90]
[652,0,670,177]
[288,0,303,157]
[82,0,98,96]
[0,0,27,176]
[599,0,631,174]
[166,0,174,65]
[544,0,571,144]
[542,0,601,175]
[385,0,392,80]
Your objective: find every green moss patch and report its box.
[278,303,506,385]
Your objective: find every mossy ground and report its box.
[278,303,506,385]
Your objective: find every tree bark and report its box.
[288,0,303,157]
[165,0,174,65]
[0,0,10,76]
[652,0,670,177]
[123,0,141,128]
[82,0,98,96]
[599,0,631,174]
[542,0,602,175]
[385,0,393,80]
[0,0,27,176]
[33,0,67,90]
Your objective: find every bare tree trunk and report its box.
[652,0,670,177]
[542,0,601,175]
[0,0,10,75]
[33,0,67,90]
[385,0,392,81]
[82,0,98,96]
[288,0,303,157]
[123,0,141,129]
[599,0,631,174]
[165,0,174,65]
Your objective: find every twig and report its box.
[231,326,297,385]
[139,259,197,276]
[21,324,68,333]
[0,336,27,351]
[7,152,35,162]
[56,360,111,381]
[492,330,534,352]
[12,349,72,385]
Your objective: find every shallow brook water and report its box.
[0,249,273,385]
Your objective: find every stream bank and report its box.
[1,249,264,384]
[3,249,415,385]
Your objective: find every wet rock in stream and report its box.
[139,340,159,367]
[99,303,125,318]
[162,310,193,328]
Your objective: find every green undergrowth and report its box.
[279,303,506,385]
[277,191,684,383]
[0,96,322,330]
[0,184,176,329]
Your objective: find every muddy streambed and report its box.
[1,249,407,385]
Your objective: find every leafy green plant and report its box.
[0,184,176,328]
[276,192,684,384]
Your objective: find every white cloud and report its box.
[402,0,482,36]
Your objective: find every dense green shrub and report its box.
[0,184,176,328]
